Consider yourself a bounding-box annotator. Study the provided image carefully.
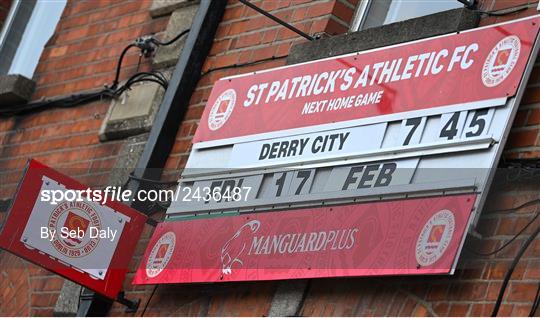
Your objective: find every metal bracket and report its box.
[467,228,483,239]
[116,291,140,313]
[238,0,315,41]
[457,0,476,9]
[146,217,158,227]
[134,36,156,58]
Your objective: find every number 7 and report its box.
[295,170,312,195]
[402,117,425,146]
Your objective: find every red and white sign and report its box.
[134,194,476,284]
[193,16,539,145]
[0,160,147,299]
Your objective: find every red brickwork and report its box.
[0,0,539,316]
[0,0,169,198]
[0,0,170,315]
[32,1,167,98]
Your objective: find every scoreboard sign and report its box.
[0,160,147,299]
[135,16,540,284]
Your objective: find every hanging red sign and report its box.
[133,194,476,285]
[193,16,540,144]
[0,160,147,299]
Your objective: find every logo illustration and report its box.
[415,209,455,266]
[146,231,176,278]
[48,201,101,258]
[482,35,521,87]
[221,220,260,275]
[62,211,90,246]
[208,88,236,131]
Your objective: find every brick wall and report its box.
[0,0,171,315]
[0,0,169,199]
[0,0,538,316]
[0,0,11,30]
[33,1,168,98]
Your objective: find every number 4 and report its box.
[439,111,466,140]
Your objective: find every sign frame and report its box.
[141,16,540,285]
[0,160,147,299]
[171,16,540,229]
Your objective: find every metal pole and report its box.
[238,0,315,41]
[128,0,227,211]
[77,1,227,316]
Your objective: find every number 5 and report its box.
[464,109,493,138]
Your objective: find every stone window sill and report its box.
[287,8,481,65]
[0,74,36,109]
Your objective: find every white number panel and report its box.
[168,97,519,218]
[185,100,505,175]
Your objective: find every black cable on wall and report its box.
[0,29,190,117]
